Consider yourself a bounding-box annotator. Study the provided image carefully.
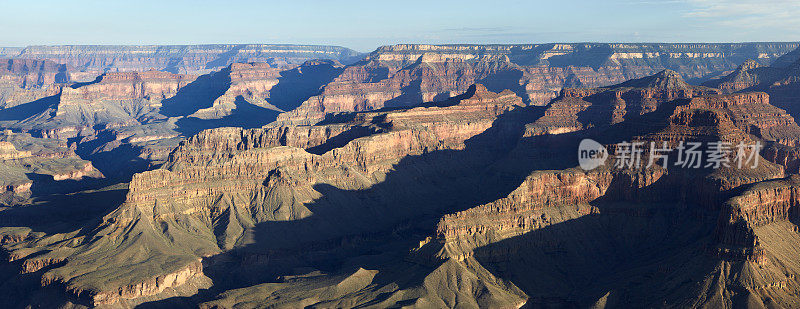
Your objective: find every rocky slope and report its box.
[0,84,526,306]
[61,70,195,103]
[53,70,198,127]
[0,59,70,114]
[3,67,800,307]
[702,45,800,172]
[278,43,799,125]
[3,43,798,183]
[0,58,70,90]
[704,45,800,121]
[3,43,800,307]
[0,131,103,205]
[527,69,800,146]
[0,59,344,179]
[9,44,363,75]
[417,73,800,307]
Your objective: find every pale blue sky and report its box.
[1,0,798,52]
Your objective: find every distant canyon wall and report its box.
[5,44,364,76]
[279,42,800,124]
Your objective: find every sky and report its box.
[0,0,798,52]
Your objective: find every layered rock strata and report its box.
[278,43,799,125]
[0,132,102,199]
[11,44,362,74]
[0,84,524,305]
[3,53,800,307]
[704,46,800,123]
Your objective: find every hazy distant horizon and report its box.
[2,0,799,52]
[2,41,800,54]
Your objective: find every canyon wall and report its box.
[3,45,800,307]
[0,59,68,109]
[0,85,525,305]
[279,43,799,125]
[0,59,70,89]
[10,44,363,75]
[0,131,102,200]
[7,68,799,306]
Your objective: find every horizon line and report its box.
[2,41,800,54]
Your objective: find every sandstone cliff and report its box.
[0,131,102,202]
[0,58,70,89]
[278,43,799,125]
[0,59,345,179]
[0,85,527,305]
[61,70,195,103]
[704,46,800,123]
[3,48,800,308]
[12,44,362,75]
[0,59,68,113]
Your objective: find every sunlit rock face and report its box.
[6,65,800,307]
[0,58,346,179]
[0,84,527,305]
[0,59,69,112]
[0,132,103,202]
[279,43,800,125]
[5,43,800,308]
[704,45,800,122]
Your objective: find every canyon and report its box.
[278,43,799,125]
[10,44,363,76]
[0,43,800,308]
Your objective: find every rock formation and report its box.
[61,70,195,103]
[2,42,798,183]
[0,59,345,179]
[2,44,800,308]
[0,58,70,90]
[0,131,102,203]
[3,65,800,307]
[10,44,363,75]
[704,46,800,121]
[0,85,528,306]
[0,59,69,114]
[278,43,799,125]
